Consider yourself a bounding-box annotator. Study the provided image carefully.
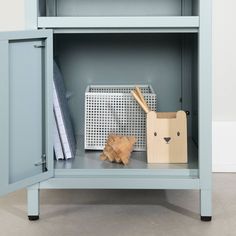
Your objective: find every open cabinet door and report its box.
[0,30,53,196]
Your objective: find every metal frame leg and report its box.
[200,189,212,221]
[27,183,40,221]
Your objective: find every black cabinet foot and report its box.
[28,215,39,221]
[201,216,212,222]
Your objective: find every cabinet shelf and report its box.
[54,137,198,178]
[38,16,199,33]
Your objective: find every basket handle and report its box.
[135,86,151,112]
[131,90,150,114]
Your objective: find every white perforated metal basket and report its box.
[85,85,157,151]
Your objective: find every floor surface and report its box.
[0,174,235,236]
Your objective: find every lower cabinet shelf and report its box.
[39,137,200,190]
[39,176,200,190]
[54,137,198,178]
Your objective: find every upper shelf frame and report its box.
[37,16,199,33]
[25,0,199,33]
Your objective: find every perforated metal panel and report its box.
[85,85,157,151]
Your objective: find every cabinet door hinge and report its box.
[34,44,45,49]
[34,154,47,167]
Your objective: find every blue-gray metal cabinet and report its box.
[0,0,212,221]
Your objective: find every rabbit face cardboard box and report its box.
[147,111,187,164]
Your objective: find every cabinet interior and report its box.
[39,0,199,17]
[53,33,199,169]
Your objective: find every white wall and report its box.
[212,0,236,172]
[0,0,236,171]
[0,0,25,31]
[213,0,236,121]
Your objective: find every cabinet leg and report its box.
[200,189,212,221]
[27,183,40,221]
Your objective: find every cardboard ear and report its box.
[176,110,187,121]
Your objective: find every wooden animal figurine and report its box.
[100,135,136,165]
[146,111,187,163]
[131,87,188,164]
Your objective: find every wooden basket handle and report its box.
[135,86,151,112]
[131,90,149,114]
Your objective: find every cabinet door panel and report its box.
[0,30,53,196]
